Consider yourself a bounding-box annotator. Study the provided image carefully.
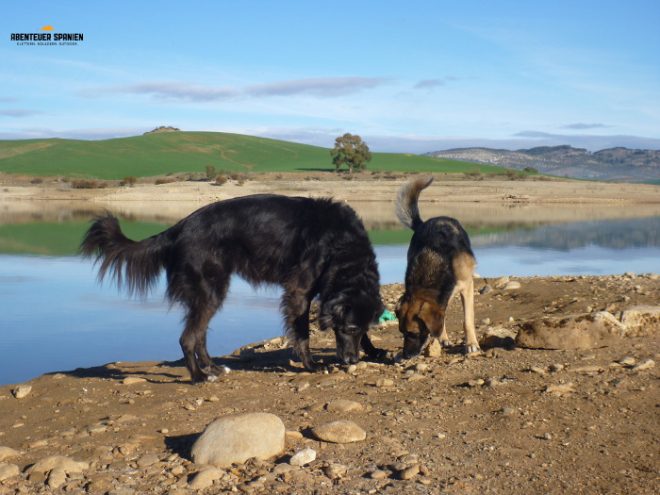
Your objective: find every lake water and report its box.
[1,206,659,385]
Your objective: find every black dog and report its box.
[80,194,385,382]
[395,176,480,358]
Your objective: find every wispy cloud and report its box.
[81,77,388,102]
[414,77,459,89]
[0,97,18,103]
[0,109,41,117]
[561,122,610,130]
[246,77,387,97]
[81,82,239,102]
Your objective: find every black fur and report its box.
[80,194,385,382]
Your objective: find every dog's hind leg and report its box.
[180,303,218,383]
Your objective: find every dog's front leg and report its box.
[361,333,388,360]
[284,290,317,371]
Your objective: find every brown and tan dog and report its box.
[395,176,480,358]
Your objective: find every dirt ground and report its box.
[1,274,658,495]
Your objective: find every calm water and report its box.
[1,210,658,385]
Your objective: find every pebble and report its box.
[398,464,420,480]
[544,383,576,396]
[370,469,390,480]
[122,377,147,385]
[479,284,493,295]
[324,463,348,480]
[0,446,21,462]
[290,448,316,466]
[549,363,565,373]
[325,399,363,413]
[29,455,88,474]
[414,363,429,372]
[501,407,516,416]
[376,378,394,388]
[189,467,223,490]
[481,317,492,325]
[47,467,67,489]
[0,463,20,481]
[424,339,443,357]
[632,359,655,372]
[285,430,303,443]
[435,432,446,440]
[467,378,485,388]
[618,356,636,367]
[137,453,160,467]
[12,385,32,399]
[346,364,358,374]
[529,366,547,376]
[312,420,366,444]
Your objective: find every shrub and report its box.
[155,177,176,185]
[214,174,228,186]
[205,165,217,180]
[120,176,137,187]
[71,179,106,189]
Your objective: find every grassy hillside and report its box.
[0,131,507,179]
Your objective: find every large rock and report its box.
[191,413,285,468]
[516,312,625,350]
[619,306,660,336]
[325,399,363,413]
[312,420,366,444]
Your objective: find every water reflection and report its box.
[1,202,659,385]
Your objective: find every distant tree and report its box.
[330,133,372,173]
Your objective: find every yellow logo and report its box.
[41,25,54,31]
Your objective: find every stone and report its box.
[503,281,521,290]
[285,430,303,443]
[325,399,363,413]
[481,326,517,348]
[324,463,348,479]
[289,448,316,466]
[618,356,636,367]
[188,467,222,490]
[312,420,366,444]
[370,469,390,479]
[29,455,88,474]
[619,306,660,336]
[398,464,420,480]
[516,312,626,350]
[137,453,160,467]
[632,359,655,372]
[122,377,147,385]
[0,446,21,462]
[47,467,67,489]
[544,383,575,396]
[424,339,443,357]
[0,463,20,481]
[493,276,510,289]
[12,385,31,399]
[376,378,394,388]
[191,413,285,467]
[479,284,493,295]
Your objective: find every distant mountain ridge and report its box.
[426,145,660,182]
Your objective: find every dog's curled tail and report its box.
[80,214,170,297]
[395,175,434,230]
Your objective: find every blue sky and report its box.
[1,0,659,151]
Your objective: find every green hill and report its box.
[0,131,507,179]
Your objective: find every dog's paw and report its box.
[465,343,482,355]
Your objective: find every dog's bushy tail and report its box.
[80,214,170,297]
[395,175,434,230]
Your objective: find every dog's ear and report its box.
[416,301,445,334]
[319,295,345,331]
